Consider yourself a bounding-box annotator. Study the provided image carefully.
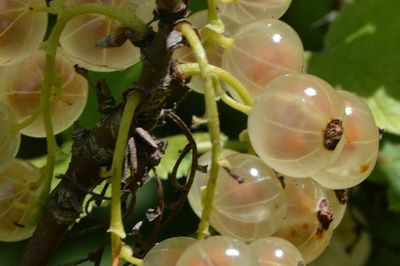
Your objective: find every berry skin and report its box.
[188,151,287,242]
[0,50,88,137]
[218,0,293,25]
[274,177,334,263]
[60,0,143,71]
[312,90,379,189]
[248,73,347,178]
[0,0,48,66]
[0,101,20,171]
[249,236,305,266]
[222,18,304,99]
[176,236,260,266]
[0,159,43,242]
[143,237,197,266]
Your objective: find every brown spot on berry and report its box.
[274,204,280,209]
[290,228,298,239]
[360,163,369,173]
[323,119,344,150]
[302,223,309,230]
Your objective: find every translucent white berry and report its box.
[176,236,260,266]
[222,18,304,99]
[248,73,347,178]
[60,0,142,71]
[143,237,197,266]
[312,90,379,189]
[218,0,293,25]
[188,149,238,218]
[0,0,48,66]
[189,151,287,242]
[274,177,334,263]
[0,50,88,137]
[249,236,305,266]
[0,159,43,242]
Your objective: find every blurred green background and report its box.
[1,0,400,265]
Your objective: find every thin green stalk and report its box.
[213,75,250,115]
[178,63,253,106]
[180,23,222,239]
[208,0,219,22]
[108,92,140,261]
[32,2,147,201]
[121,246,143,266]
[219,92,251,115]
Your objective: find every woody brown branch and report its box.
[19,1,188,265]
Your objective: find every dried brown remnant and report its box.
[334,189,348,205]
[378,127,384,139]
[223,167,244,184]
[273,170,285,188]
[318,198,334,230]
[13,221,25,228]
[323,119,344,150]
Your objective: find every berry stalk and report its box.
[179,23,223,239]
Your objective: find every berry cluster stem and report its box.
[27,2,147,205]
[208,0,219,22]
[108,91,140,263]
[179,23,223,239]
[177,63,253,107]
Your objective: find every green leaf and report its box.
[365,88,400,135]
[308,0,400,135]
[377,139,400,212]
[153,132,228,179]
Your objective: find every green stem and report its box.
[108,92,140,260]
[32,2,147,202]
[121,246,143,266]
[178,63,253,106]
[213,75,250,115]
[219,92,251,115]
[208,0,219,22]
[180,23,222,239]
